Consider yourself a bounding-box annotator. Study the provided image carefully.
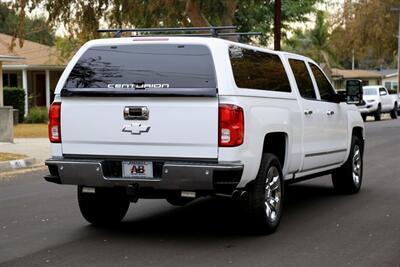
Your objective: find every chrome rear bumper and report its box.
[45,158,243,192]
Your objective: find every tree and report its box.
[11,0,320,59]
[330,0,399,69]
[0,2,55,49]
[284,11,337,67]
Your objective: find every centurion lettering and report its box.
[107,84,170,89]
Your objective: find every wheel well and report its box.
[263,132,287,168]
[352,127,364,150]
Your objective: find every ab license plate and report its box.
[122,161,153,179]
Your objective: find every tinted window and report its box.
[65,44,216,89]
[379,87,387,95]
[309,64,336,102]
[289,59,316,99]
[229,46,291,92]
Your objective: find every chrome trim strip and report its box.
[305,149,347,158]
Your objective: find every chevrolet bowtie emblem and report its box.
[122,123,151,134]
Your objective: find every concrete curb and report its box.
[0,157,36,172]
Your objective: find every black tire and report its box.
[332,136,363,194]
[361,114,367,122]
[243,153,284,235]
[166,195,193,206]
[374,105,381,121]
[78,186,130,226]
[390,103,398,119]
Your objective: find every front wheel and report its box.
[332,136,363,194]
[390,103,398,119]
[243,153,284,235]
[78,186,130,226]
[374,105,381,121]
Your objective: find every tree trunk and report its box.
[185,0,210,27]
[221,0,238,41]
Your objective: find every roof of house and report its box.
[332,68,383,80]
[0,55,24,62]
[0,33,66,66]
[376,68,397,77]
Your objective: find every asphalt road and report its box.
[1,119,400,267]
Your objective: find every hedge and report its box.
[24,107,48,123]
[4,87,25,123]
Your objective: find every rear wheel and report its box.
[78,186,130,226]
[390,103,398,119]
[374,105,381,121]
[243,153,283,234]
[332,136,363,194]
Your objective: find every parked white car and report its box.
[358,86,398,121]
[44,28,365,234]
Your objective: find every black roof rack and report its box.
[97,26,261,39]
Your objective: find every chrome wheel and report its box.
[265,166,281,222]
[352,145,362,186]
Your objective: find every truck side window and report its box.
[289,59,316,100]
[229,46,291,93]
[379,88,387,95]
[309,63,337,102]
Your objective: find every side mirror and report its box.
[346,79,363,105]
[380,90,387,96]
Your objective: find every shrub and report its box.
[4,87,25,123]
[24,107,48,123]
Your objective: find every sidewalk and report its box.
[0,138,49,172]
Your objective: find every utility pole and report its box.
[391,7,400,97]
[274,0,282,51]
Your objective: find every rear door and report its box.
[308,63,348,166]
[287,58,328,171]
[379,87,392,111]
[60,43,219,159]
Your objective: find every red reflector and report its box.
[48,102,61,143]
[219,104,244,147]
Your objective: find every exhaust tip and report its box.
[232,190,240,200]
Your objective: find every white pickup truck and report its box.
[358,85,398,121]
[45,33,365,234]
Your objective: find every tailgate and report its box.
[61,97,218,159]
[59,42,219,159]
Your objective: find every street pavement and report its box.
[0,119,399,267]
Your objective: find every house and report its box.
[0,33,66,116]
[331,68,383,90]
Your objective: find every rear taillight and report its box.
[48,102,61,143]
[219,104,244,147]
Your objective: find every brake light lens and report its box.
[48,102,61,143]
[219,104,244,147]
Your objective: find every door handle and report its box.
[326,110,334,116]
[304,109,313,115]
